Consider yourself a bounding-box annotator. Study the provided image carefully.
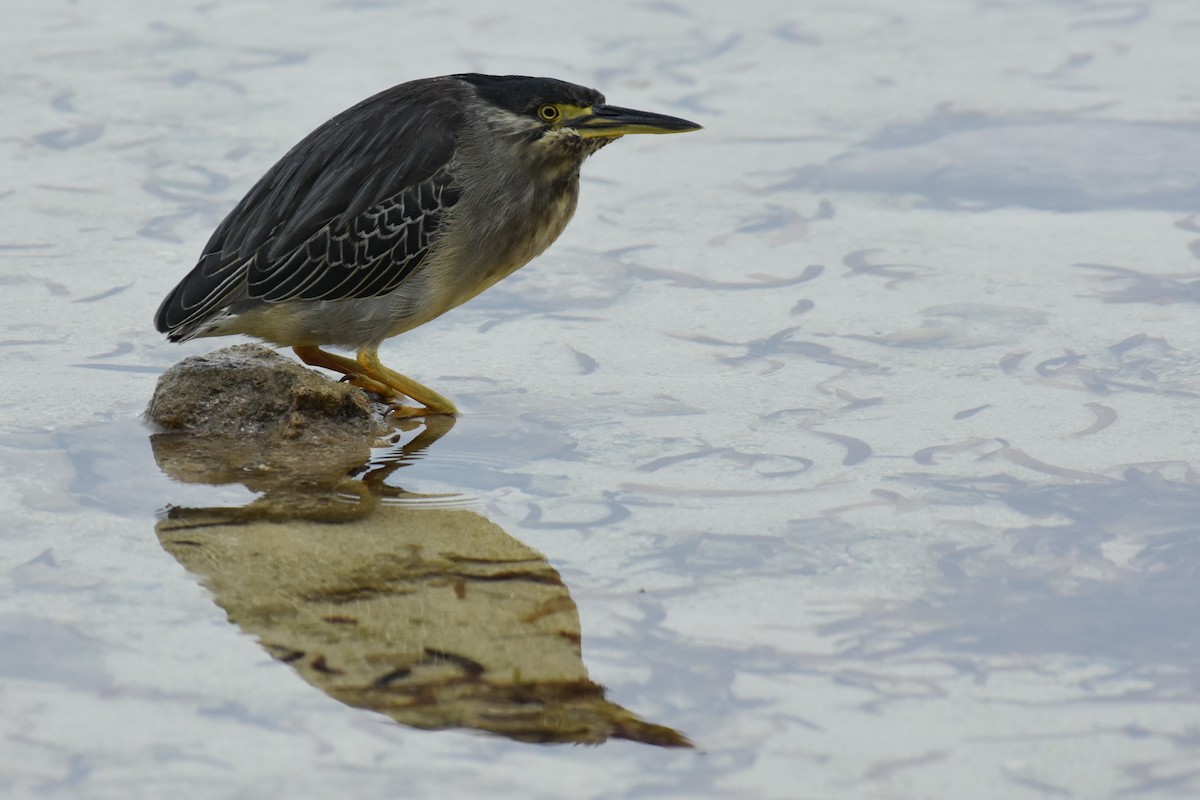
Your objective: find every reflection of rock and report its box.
[146,355,689,746]
[157,507,688,746]
[151,430,381,521]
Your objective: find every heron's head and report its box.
[454,73,701,169]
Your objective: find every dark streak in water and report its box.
[1071,402,1117,437]
[1176,214,1200,234]
[774,21,822,46]
[50,91,77,113]
[72,283,133,303]
[710,201,834,247]
[954,405,991,420]
[1078,263,1200,305]
[87,342,135,360]
[636,446,813,477]
[1000,448,1115,482]
[1035,352,1086,377]
[833,388,884,411]
[843,248,925,287]
[791,299,815,315]
[913,439,998,466]
[1107,333,1159,357]
[1070,5,1149,27]
[33,123,104,149]
[137,213,195,243]
[637,448,726,472]
[629,262,823,290]
[142,165,230,202]
[229,47,310,72]
[823,489,917,516]
[1016,340,1194,396]
[679,326,881,373]
[568,346,599,375]
[1000,351,1030,373]
[0,275,70,297]
[811,430,872,466]
[35,184,106,194]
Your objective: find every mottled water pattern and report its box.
[4,0,1200,797]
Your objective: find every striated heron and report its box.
[154,73,701,416]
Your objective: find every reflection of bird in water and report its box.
[151,416,690,747]
[154,74,700,417]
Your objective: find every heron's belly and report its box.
[225,175,579,349]
[226,272,441,349]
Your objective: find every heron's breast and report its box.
[428,174,581,310]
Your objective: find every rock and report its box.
[146,344,399,504]
[145,343,391,442]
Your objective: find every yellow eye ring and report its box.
[538,104,560,122]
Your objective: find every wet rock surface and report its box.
[145,343,392,442]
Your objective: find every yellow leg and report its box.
[356,346,458,417]
[293,345,457,416]
[293,345,394,398]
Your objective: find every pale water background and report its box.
[4,1,1200,797]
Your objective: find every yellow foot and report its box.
[292,344,459,416]
[357,347,458,416]
[387,403,440,419]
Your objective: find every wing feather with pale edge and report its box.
[154,77,466,339]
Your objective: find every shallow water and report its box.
[5,0,1200,797]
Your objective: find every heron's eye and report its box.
[537,104,560,123]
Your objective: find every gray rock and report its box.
[146,345,397,505]
[145,343,390,441]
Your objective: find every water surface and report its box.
[4,1,1200,797]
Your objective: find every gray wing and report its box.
[155,77,466,339]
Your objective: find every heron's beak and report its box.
[566,104,702,138]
